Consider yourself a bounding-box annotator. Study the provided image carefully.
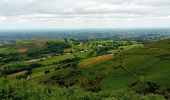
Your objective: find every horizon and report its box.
[0,27,170,31]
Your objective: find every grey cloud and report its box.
[0,0,170,28]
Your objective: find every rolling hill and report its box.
[0,38,170,99]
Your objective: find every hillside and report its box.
[81,39,170,90]
[0,39,170,99]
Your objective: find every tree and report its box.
[44,41,71,53]
[64,38,68,43]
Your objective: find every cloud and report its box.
[0,0,170,28]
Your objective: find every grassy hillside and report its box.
[0,38,170,99]
[80,39,170,92]
[0,39,66,54]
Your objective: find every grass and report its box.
[8,71,27,77]
[119,44,143,51]
[40,54,75,65]
[78,39,170,90]
[79,54,113,68]
[0,48,8,53]
[32,65,56,73]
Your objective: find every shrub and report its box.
[0,78,166,100]
[44,70,50,74]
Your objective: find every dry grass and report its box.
[79,54,113,68]
[18,48,28,53]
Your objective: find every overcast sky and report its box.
[0,0,170,29]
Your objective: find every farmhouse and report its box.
[97,45,103,47]
[27,57,46,63]
[80,51,85,53]
[66,53,71,55]
[78,42,83,46]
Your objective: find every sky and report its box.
[0,0,170,29]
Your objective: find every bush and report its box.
[0,78,166,100]
[44,70,50,74]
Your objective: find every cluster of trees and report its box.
[0,53,19,63]
[26,51,42,58]
[43,41,71,54]
[0,63,42,77]
[53,58,80,70]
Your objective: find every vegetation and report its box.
[0,78,165,100]
[0,38,170,99]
